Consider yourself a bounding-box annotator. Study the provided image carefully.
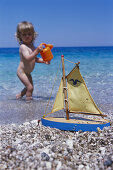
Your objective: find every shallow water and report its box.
[0,47,113,124]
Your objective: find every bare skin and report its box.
[16,31,49,100]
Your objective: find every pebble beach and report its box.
[0,116,113,170]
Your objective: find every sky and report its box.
[0,0,113,47]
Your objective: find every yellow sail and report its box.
[66,66,103,115]
[51,78,64,113]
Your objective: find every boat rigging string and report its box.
[43,57,76,117]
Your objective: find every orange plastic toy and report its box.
[40,43,53,62]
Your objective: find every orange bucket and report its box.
[40,43,53,62]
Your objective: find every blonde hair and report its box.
[16,21,38,44]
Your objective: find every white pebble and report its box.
[99,147,106,155]
[66,139,73,149]
[56,161,62,170]
[46,162,51,169]
[78,164,84,170]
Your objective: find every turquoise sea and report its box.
[0,47,113,124]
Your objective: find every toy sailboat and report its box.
[41,55,110,132]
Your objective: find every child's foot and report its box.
[16,93,22,99]
[26,96,33,100]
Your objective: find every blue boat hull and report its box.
[41,117,110,132]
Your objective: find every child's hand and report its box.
[37,45,43,53]
[44,61,50,65]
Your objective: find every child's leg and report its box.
[16,87,27,99]
[26,74,34,100]
[17,72,33,100]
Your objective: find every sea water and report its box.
[0,47,113,124]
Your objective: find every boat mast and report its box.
[61,55,69,120]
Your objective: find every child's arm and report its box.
[20,44,43,61]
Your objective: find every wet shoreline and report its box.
[0,95,112,125]
[0,97,53,125]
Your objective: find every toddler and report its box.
[16,21,49,100]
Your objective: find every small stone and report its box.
[45,134,51,140]
[66,139,73,149]
[51,146,57,153]
[46,162,52,169]
[64,156,71,161]
[78,164,84,170]
[41,152,50,161]
[67,148,73,153]
[15,138,22,144]
[99,147,105,155]
[43,141,49,147]
[104,159,113,167]
[97,127,102,133]
[56,161,62,170]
